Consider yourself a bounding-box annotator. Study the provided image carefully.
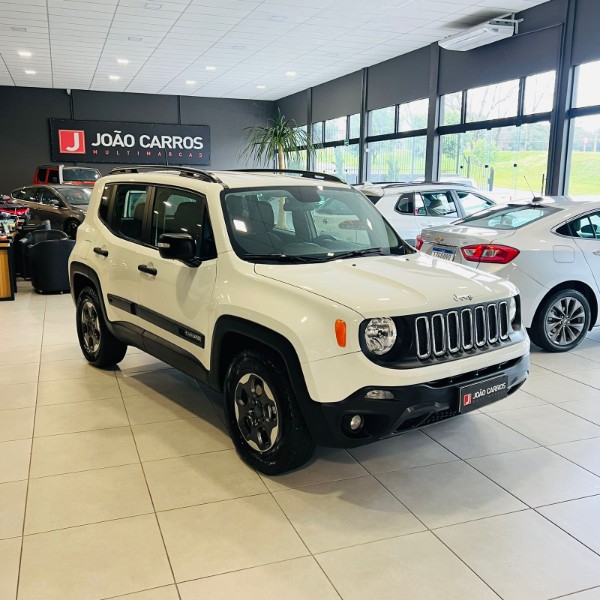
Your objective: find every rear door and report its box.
[570,211,600,292]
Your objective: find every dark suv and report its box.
[11,184,92,238]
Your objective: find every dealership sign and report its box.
[49,119,210,165]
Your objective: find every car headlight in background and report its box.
[364,317,397,355]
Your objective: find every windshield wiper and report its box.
[324,248,387,261]
[243,253,328,263]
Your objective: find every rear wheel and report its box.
[224,350,315,475]
[76,286,127,367]
[529,289,591,352]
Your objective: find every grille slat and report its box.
[415,301,510,360]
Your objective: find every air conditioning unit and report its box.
[438,19,517,52]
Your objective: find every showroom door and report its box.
[137,185,217,371]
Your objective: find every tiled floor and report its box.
[2,284,600,600]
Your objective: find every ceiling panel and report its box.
[0,0,550,99]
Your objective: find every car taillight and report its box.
[461,244,520,264]
[415,234,423,250]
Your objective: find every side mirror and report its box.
[49,199,61,207]
[157,232,196,264]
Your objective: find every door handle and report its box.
[93,247,109,257]
[138,264,157,276]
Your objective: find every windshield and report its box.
[454,204,561,230]
[62,168,100,182]
[222,185,411,263]
[56,187,92,205]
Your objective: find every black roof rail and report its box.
[108,165,224,184]
[231,168,346,184]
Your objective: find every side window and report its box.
[566,213,600,239]
[37,168,47,181]
[420,191,458,218]
[151,187,215,258]
[457,191,494,216]
[98,184,113,225]
[110,184,149,242]
[38,189,60,205]
[394,193,415,214]
[47,169,59,184]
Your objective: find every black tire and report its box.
[64,219,80,239]
[224,349,315,475]
[76,286,127,367]
[529,288,591,352]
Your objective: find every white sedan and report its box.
[417,197,600,352]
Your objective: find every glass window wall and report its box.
[369,106,395,136]
[524,71,556,115]
[398,98,428,132]
[466,79,520,122]
[366,137,426,183]
[314,144,360,184]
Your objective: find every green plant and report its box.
[241,108,314,169]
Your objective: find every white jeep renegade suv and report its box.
[69,166,529,474]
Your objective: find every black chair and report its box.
[29,238,75,293]
[18,229,69,279]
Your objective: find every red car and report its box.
[33,165,101,185]
[0,195,30,218]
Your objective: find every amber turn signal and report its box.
[335,319,347,347]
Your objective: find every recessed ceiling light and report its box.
[145,1,162,8]
[285,71,296,77]
[117,58,129,65]
[24,70,36,75]
[186,80,196,85]
[18,50,32,58]
[109,75,120,81]
[256,85,266,89]
[11,26,27,32]
[128,36,142,42]
[205,66,217,71]
[270,15,285,22]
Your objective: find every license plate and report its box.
[431,247,455,261]
[459,374,508,413]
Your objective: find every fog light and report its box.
[349,415,363,431]
[364,390,395,400]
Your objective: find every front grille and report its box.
[415,301,511,361]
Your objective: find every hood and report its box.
[421,225,516,247]
[254,253,516,318]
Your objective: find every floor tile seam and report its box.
[483,409,566,446]
[28,459,143,480]
[99,583,179,600]
[33,423,137,439]
[554,371,600,390]
[532,506,600,561]
[542,443,600,481]
[153,490,272,514]
[15,293,47,600]
[22,508,158,538]
[172,556,345,598]
[37,375,120,384]
[121,398,181,598]
[35,395,126,408]
[428,528,504,599]
[138,446,237,464]
[532,491,600,510]
[549,584,600,599]
[550,402,600,429]
[261,470,372,493]
[0,405,37,412]
[427,506,532,532]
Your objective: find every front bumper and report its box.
[301,352,529,448]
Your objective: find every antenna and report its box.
[523,176,544,202]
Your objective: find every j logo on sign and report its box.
[463,393,472,406]
[58,129,86,154]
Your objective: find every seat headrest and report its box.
[173,202,203,232]
[227,195,245,218]
[133,201,146,221]
[249,201,275,229]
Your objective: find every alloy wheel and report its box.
[80,300,101,355]
[234,373,280,453]
[544,296,586,346]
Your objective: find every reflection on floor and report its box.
[2,283,600,600]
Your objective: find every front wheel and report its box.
[224,350,315,475]
[529,289,591,352]
[76,286,127,367]
[64,219,80,239]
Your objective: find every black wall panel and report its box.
[72,90,179,123]
[438,26,563,95]
[572,0,600,65]
[367,47,430,110]
[0,86,274,192]
[312,71,362,122]
[0,87,71,192]
[277,91,308,125]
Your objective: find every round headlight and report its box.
[508,296,517,323]
[364,317,397,355]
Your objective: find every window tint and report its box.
[564,213,600,238]
[39,189,60,205]
[417,192,458,217]
[394,193,415,214]
[14,188,36,201]
[151,187,215,258]
[37,168,47,181]
[111,184,149,241]
[99,185,113,224]
[48,170,59,184]
[456,191,495,216]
